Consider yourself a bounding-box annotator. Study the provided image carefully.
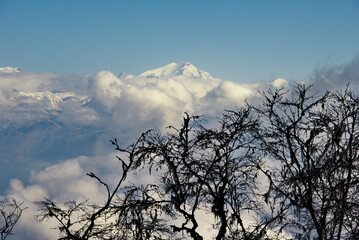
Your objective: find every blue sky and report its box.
[1,1,359,238]
[1,0,359,82]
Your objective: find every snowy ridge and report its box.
[2,91,90,112]
[0,66,21,73]
[17,91,89,107]
[0,91,91,129]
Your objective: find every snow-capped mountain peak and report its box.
[139,62,213,80]
[173,62,206,78]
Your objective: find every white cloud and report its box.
[0,62,297,239]
[4,154,118,240]
[0,61,290,179]
[4,179,57,240]
[9,57,359,238]
[8,179,48,202]
[272,78,288,88]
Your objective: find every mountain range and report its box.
[0,62,287,191]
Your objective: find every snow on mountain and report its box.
[0,66,21,73]
[139,62,213,80]
[0,90,93,133]
[16,91,90,110]
[137,62,220,98]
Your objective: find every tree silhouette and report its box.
[36,109,283,239]
[36,84,359,239]
[0,198,26,240]
[125,111,282,239]
[36,133,176,240]
[253,84,359,239]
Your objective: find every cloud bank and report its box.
[3,58,358,239]
[0,62,282,175]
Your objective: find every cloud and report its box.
[1,58,353,239]
[4,179,56,240]
[0,62,296,239]
[272,78,289,88]
[310,55,359,92]
[0,63,273,167]
[203,80,256,111]
[4,154,118,240]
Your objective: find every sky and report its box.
[1,1,359,239]
[1,0,359,82]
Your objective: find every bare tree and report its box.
[0,198,26,240]
[120,110,282,239]
[36,133,177,240]
[252,84,359,239]
[35,83,359,239]
[36,109,281,239]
